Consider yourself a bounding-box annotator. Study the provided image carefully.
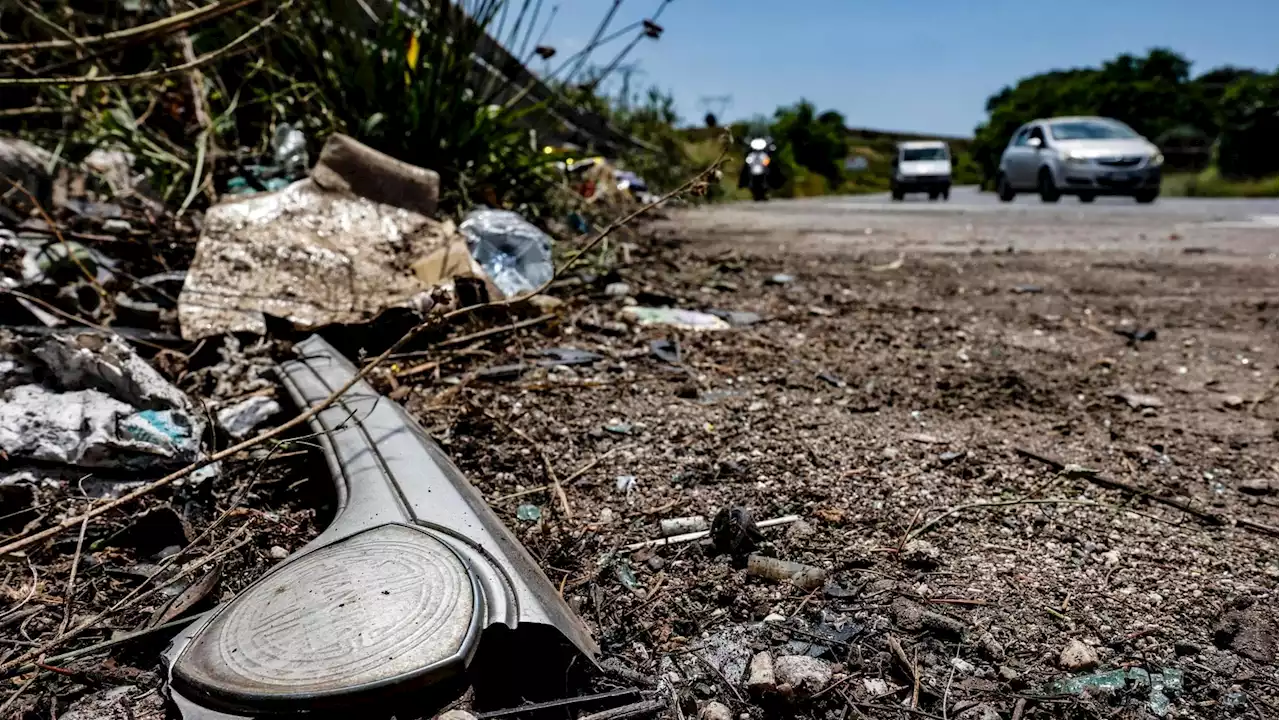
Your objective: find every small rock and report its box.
[763,613,786,623]
[745,651,775,694]
[102,218,132,234]
[1238,478,1274,496]
[892,598,965,637]
[1059,639,1099,670]
[956,703,1000,720]
[268,545,288,560]
[437,712,478,720]
[901,539,941,567]
[528,294,565,312]
[998,665,1019,681]
[765,273,795,285]
[786,519,816,539]
[1101,550,1121,566]
[1011,284,1043,294]
[1213,601,1278,662]
[699,701,733,720]
[1174,640,1201,657]
[604,281,632,297]
[599,508,616,524]
[645,556,665,571]
[773,655,832,697]
[939,450,966,464]
[1222,394,1245,409]
[978,631,1005,661]
[1113,391,1163,410]
[862,677,890,696]
[950,657,975,674]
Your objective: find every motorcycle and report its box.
[738,137,783,201]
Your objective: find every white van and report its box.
[890,141,952,201]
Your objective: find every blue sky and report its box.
[523,0,1280,136]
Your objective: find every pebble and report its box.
[978,631,1005,660]
[437,712,477,720]
[1222,394,1245,408]
[901,539,941,567]
[998,665,1019,681]
[956,704,1000,720]
[1101,549,1121,566]
[745,651,775,694]
[599,508,616,524]
[102,218,132,234]
[268,545,288,560]
[699,701,733,720]
[604,281,632,297]
[785,519,815,538]
[1238,478,1274,496]
[950,657,975,674]
[1059,639,1099,670]
[773,655,832,697]
[765,273,795,285]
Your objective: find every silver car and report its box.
[996,116,1163,204]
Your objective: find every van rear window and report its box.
[903,148,948,161]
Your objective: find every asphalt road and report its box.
[667,186,1279,258]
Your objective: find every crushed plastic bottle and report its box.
[271,123,309,179]
[458,208,554,297]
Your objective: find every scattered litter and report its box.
[604,422,633,435]
[746,554,827,590]
[706,308,762,326]
[660,515,707,536]
[114,271,185,327]
[623,514,800,552]
[272,122,310,179]
[871,254,905,272]
[179,134,451,339]
[615,475,638,502]
[808,306,834,317]
[216,395,281,439]
[1045,667,1183,717]
[1114,326,1157,343]
[615,559,641,591]
[460,207,554,297]
[817,371,846,388]
[1011,284,1043,294]
[516,504,542,522]
[711,507,765,556]
[649,338,681,364]
[532,347,602,367]
[765,273,794,285]
[1238,478,1274,495]
[0,331,203,469]
[621,306,731,331]
[1112,390,1164,410]
[939,450,966,464]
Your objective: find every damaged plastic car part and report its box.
[164,335,597,717]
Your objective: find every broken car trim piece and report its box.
[165,335,597,716]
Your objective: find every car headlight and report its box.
[1063,152,1092,165]
[1151,151,1164,166]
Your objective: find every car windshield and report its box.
[1049,120,1138,140]
[902,147,947,161]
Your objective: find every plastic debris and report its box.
[650,338,681,364]
[765,273,794,285]
[746,554,827,590]
[272,123,310,179]
[615,559,641,591]
[216,396,281,439]
[516,504,542,521]
[459,208,554,297]
[621,306,731,331]
[660,515,707,537]
[1045,667,1184,717]
[711,507,765,555]
[707,308,762,327]
[179,134,450,339]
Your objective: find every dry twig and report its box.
[0,0,263,52]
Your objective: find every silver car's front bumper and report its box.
[1059,162,1161,193]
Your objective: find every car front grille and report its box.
[1096,156,1143,168]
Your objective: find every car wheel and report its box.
[1038,168,1061,203]
[942,188,950,200]
[1078,193,1096,203]
[891,190,905,201]
[1134,189,1158,204]
[996,174,1015,202]
[928,192,939,201]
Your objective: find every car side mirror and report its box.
[1028,137,1043,149]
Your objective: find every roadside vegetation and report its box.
[971,48,1279,193]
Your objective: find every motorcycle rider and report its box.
[738,136,784,201]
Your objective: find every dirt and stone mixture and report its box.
[3,196,1277,720]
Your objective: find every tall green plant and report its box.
[258,0,556,213]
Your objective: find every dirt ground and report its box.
[4,194,1276,720]
[422,196,1279,719]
